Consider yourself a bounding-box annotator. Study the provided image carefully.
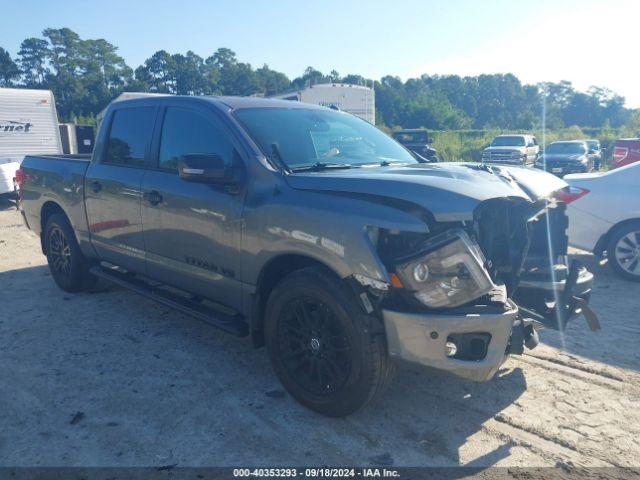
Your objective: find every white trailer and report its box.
[271,83,375,124]
[0,88,63,196]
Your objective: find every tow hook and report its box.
[508,319,539,355]
[524,323,539,349]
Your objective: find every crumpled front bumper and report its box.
[515,265,596,329]
[382,301,519,382]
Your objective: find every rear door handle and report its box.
[89,181,102,193]
[143,190,163,205]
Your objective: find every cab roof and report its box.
[211,95,326,110]
[108,94,329,112]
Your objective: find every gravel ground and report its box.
[0,197,639,468]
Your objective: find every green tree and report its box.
[17,38,50,86]
[2,28,635,131]
[626,109,640,136]
[341,73,367,85]
[290,66,325,89]
[256,64,290,95]
[135,50,175,93]
[0,47,19,86]
[43,28,82,75]
[82,38,132,91]
[208,47,237,70]
[172,51,206,95]
[40,28,86,118]
[205,48,260,95]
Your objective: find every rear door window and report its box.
[105,107,156,167]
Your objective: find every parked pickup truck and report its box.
[17,96,598,417]
[482,134,539,166]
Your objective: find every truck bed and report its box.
[19,153,93,239]
[26,154,92,162]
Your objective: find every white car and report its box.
[564,162,640,281]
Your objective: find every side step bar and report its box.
[90,265,249,337]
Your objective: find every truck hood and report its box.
[285,163,567,222]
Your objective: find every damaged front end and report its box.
[473,197,599,350]
[365,194,598,382]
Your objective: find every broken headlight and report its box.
[394,229,495,308]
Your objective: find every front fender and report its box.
[241,189,429,286]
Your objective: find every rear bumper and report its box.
[382,302,519,382]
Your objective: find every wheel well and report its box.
[250,254,341,348]
[595,218,640,257]
[40,201,67,253]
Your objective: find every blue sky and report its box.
[2,0,638,106]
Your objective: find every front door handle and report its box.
[143,190,163,205]
[89,181,102,193]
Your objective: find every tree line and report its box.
[0,27,635,130]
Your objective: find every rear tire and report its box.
[264,267,394,417]
[607,221,640,282]
[44,213,97,292]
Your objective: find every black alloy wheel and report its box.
[44,213,97,292]
[48,225,72,277]
[278,297,352,396]
[264,267,395,417]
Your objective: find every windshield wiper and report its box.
[290,162,354,172]
[358,159,411,167]
[379,160,411,166]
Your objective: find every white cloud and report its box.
[403,1,640,107]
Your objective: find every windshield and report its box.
[393,131,428,143]
[234,108,417,169]
[491,136,526,147]
[546,142,587,154]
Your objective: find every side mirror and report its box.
[427,137,434,144]
[179,154,231,183]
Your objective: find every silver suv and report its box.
[482,134,540,166]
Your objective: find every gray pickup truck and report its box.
[17,96,597,417]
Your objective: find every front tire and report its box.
[44,213,97,292]
[264,267,394,417]
[607,221,640,282]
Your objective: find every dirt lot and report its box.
[0,197,639,468]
